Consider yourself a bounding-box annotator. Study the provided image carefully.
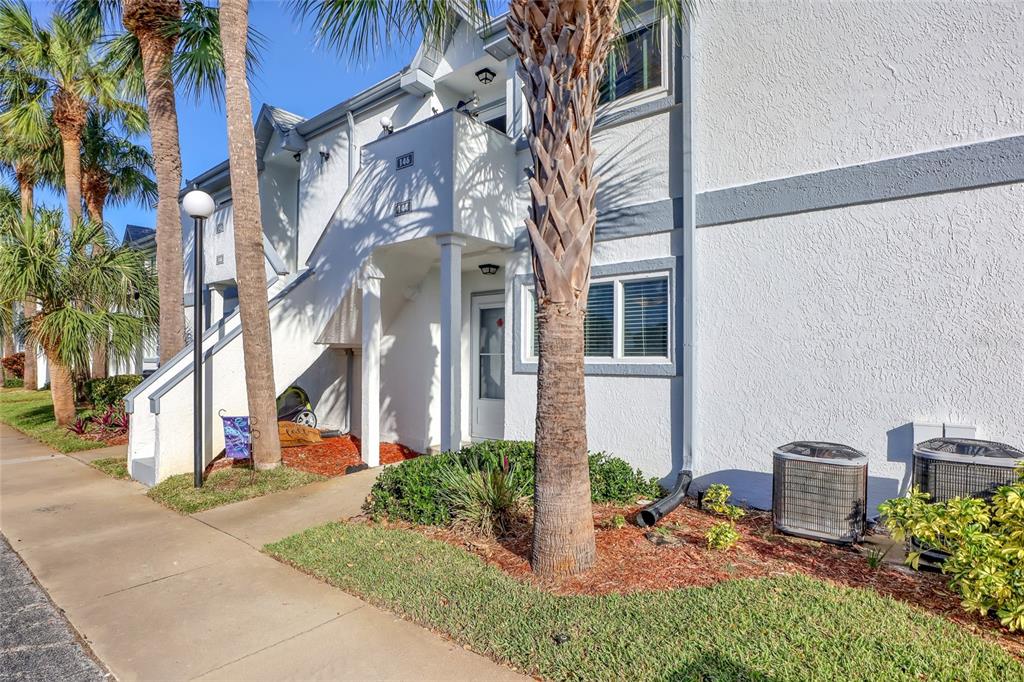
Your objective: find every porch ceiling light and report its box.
[380,115,394,134]
[479,263,499,276]
[475,67,496,85]
[183,189,215,219]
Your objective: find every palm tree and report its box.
[67,0,263,366]
[218,0,282,469]
[80,107,156,378]
[0,1,142,227]
[0,207,158,424]
[294,0,692,575]
[0,48,63,392]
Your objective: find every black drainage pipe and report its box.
[635,470,693,528]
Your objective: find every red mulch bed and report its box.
[208,433,420,477]
[393,499,1023,657]
[78,431,128,446]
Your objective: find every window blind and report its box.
[530,282,614,357]
[622,278,668,357]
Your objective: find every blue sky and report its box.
[31,0,418,239]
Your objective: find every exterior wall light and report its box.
[380,116,394,134]
[479,263,499,276]
[475,68,496,85]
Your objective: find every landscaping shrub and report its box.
[86,374,143,407]
[701,484,744,550]
[437,454,530,537]
[364,440,664,526]
[2,352,25,379]
[706,521,740,550]
[3,378,24,388]
[880,469,1024,631]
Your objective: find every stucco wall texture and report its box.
[696,183,1024,510]
[694,0,1024,191]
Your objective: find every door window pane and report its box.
[623,278,668,357]
[479,306,504,399]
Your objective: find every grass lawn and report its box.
[148,466,326,514]
[0,388,102,453]
[90,457,130,480]
[267,523,1024,681]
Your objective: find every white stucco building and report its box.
[125,1,1024,513]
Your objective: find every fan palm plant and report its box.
[80,107,156,378]
[0,206,158,424]
[0,54,64,392]
[0,0,144,226]
[293,0,692,575]
[218,0,282,469]
[66,0,264,365]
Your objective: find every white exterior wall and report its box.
[695,185,1024,510]
[690,0,1024,509]
[695,0,1024,190]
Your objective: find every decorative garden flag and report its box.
[221,416,251,460]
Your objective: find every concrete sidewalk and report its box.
[0,424,524,681]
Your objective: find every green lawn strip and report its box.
[90,457,130,480]
[266,522,1023,682]
[0,389,103,453]
[148,467,326,514]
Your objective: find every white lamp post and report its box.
[183,188,215,488]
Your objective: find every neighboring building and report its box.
[110,225,160,377]
[125,1,1024,513]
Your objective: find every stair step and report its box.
[131,457,156,487]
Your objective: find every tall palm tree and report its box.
[0,48,63,392]
[294,0,692,575]
[81,107,156,378]
[218,0,282,469]
[0,1,142,227]
[0,207,158,424]
[68,0,263,366]
[0,185,17,384]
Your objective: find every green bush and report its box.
[706,521,740,550]
[437,454,530,537]
[364,440,664,526]
[3,378,24,388]
[86,374,143,407]
[703,483,746,521]
[880,470,1024,632]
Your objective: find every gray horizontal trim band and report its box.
[514,197,680,250]
[149,268,314,414]
[696,135,1024,228]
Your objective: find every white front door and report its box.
[471,294,505,441]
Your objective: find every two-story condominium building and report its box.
[124,1,1024,512]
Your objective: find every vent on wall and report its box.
[216,255,224,265]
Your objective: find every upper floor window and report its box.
[599,24,663,105]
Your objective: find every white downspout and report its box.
[681,21,698,475]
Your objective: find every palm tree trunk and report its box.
[533,305,595,574]
[17,175,37,391]
[219,0,282,469]
[46,347,77,426]
[53,91,87,225]
[124,0,186,364]
[508,0,622,576]
[85,189,108,380]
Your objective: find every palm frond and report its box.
[290,0,492,61]
[173,0,266,105]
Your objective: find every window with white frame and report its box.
[526,272,670,362]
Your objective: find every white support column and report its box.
[437,234,466,452]
[208,286,225,327]
[360,261,384,468]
